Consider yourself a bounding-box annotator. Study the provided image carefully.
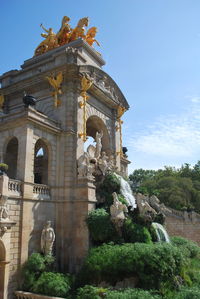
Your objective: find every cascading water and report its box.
[115,173,137,210]
[152,222,170,243]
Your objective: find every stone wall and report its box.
[6,197,56,299]
[7,199,22,299]
[165,209,200,245]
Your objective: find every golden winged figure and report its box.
[117,106,126,119]
[46,72,63,107]
[80,75,93,99]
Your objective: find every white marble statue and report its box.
[98,151,109,175]
[0,195,9,221]
[108,154,117,172]
[41,221,55,256]
[95,130,103,159]
[77,152,90,177]
[77,151,95,179]
[110,192,128,235]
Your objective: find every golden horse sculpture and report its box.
[46,72,63,108]
[69,17,89,42]
[85,27,100,47]
[57,16,71,46]
[34,16,100,56]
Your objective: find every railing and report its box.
[33,183,50,200]
[15,291,65,299]
[8,179,22,197]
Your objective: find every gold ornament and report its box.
[46,72,63,107]
[85,27,100,47]
[0,94,4,111]
[34,24,58,56]
[34,17,100,56]
[79,75,93,142]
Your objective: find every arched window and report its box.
[86,116,110,154]
[34,139,48,185]
[4,137,18,179]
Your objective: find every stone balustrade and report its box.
[8,179,22,197]
[33,183,50,200]
[15,291,65,299]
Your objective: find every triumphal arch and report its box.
[0,16,130,298]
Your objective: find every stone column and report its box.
[70,177,96,273]
[17,124,35,265]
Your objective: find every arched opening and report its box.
[34,139,49,185]
[86,116,110,155]
[0,241,6,299]
[4,137,18,179]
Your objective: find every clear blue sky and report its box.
[1,0,200,173]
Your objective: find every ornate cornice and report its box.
[79,65,129,110]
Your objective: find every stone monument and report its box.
[0,16,130,297]
[41,221,55,256]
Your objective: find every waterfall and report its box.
[115,173,137,210]
[152,222,170,243]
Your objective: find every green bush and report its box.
[171,236,200,258]
[86,208,119,244]
[0,163,8,171]
[149,225,158,242]
[76,286,161,299]
[77,242,187,290]
[22,253,55,291]
[32,272,71,297]
[172,286,200,299]
[98,173,121,207]
[105,288,161,299]
[123,218,152,244]
[76,285,107,299]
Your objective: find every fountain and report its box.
[115,173,137,210]
[152,222,170,243]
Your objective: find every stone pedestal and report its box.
[70,177,96,272]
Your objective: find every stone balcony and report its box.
[8,179,50,200]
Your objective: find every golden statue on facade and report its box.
[46,72,63,107]
[57,16,71,46]
[69,17,89,42]
[85,27,100,47]
[34,17,99,56]
[35,24,58,56]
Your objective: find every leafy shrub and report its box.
[148,225,158,242]
[171,236,200,258]
[76,286,161,299]
[118,194,128,206]
[22,253,55,291]
[98,173,121,207]
[186,258,200,286]
[76,285,107,299]
[86,208,119,244]
[77,242,187,290]
[123,218,152,244]
[0,163,8,171]
[173,286,200,299]
[32,272,71,297]
[105,288,161,299]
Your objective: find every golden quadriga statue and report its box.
[34,16,100,56]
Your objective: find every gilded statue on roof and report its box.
[34,16,100,56]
